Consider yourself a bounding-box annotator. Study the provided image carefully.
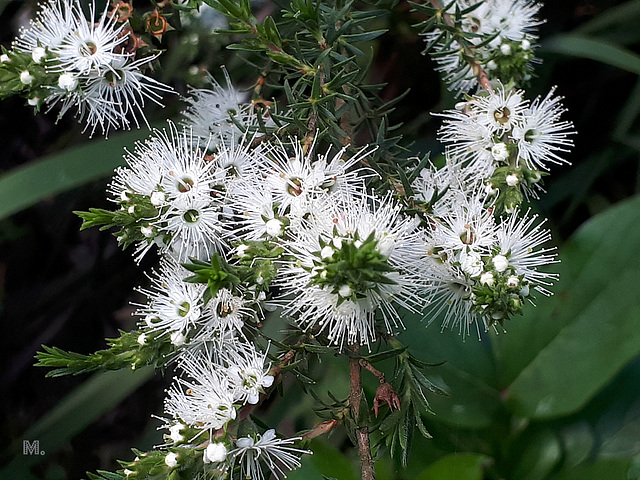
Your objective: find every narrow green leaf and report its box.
[0,128,156,221]
[0,367,153,476]
[541,34,640,75]
[573,1,640,35]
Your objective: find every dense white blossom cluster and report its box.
[13,0,577,478]
[8,0,171,135]
[423,0,542,95]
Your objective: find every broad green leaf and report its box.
[541,34,640,76]
[559,422,594,468]
[0,127,156,221]
[415,453,491,480]
[500,195,640,419]
[399,319,501,429]
[0,367,154,477]
[509,429,562,480]
[601,410,640,458]
[550,458,636,480]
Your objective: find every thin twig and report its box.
[349,346,375,480]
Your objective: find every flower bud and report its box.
[20,70,35,85]
[58,72,78,91]
[506,174,519,186]
[32,47,46,64]
[164,452,178,467]
[500,43,512,55]
[492,254,509,272]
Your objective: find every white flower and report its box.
[475,87,527,132]
[181,70,249,148]
[137,333,146,345]
[194,288,255,340]
[263,140,368,219]
[80,55,174,135]
[496,209,558,294]
[20,70,34,85]
[229,430,310,480]
[164,350,237,433]
[423,266,482,338]
[1,54,10,63]
[28,97,40,106]
[161,197,225,262]
[461,251,484,277]
[512,87,575,170]
[506,173,519,186]
[135,259,206,337]
[277,190,431,349]
[222,341,274,405]
[432,187,497,259]
[13,0,77,53]
[203,442,228,464]
[51,1,127,74]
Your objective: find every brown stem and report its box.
[359,358,385,383]
[426,0,494,94]
[349,347,375,480]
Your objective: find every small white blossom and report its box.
[500,43,512,55]
[461,252,484,277]
[58,72,78,91]
[169,423,184,443]
[265,218,283,237]
[230,429,310,480]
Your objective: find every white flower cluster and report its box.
[423,0,542,95]
[11,0,172,135]
[437,84,575,205]
[408,83,574,336]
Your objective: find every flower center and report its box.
[183,209,199,223]
[494,107,511,125]
[286,177,303,196]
